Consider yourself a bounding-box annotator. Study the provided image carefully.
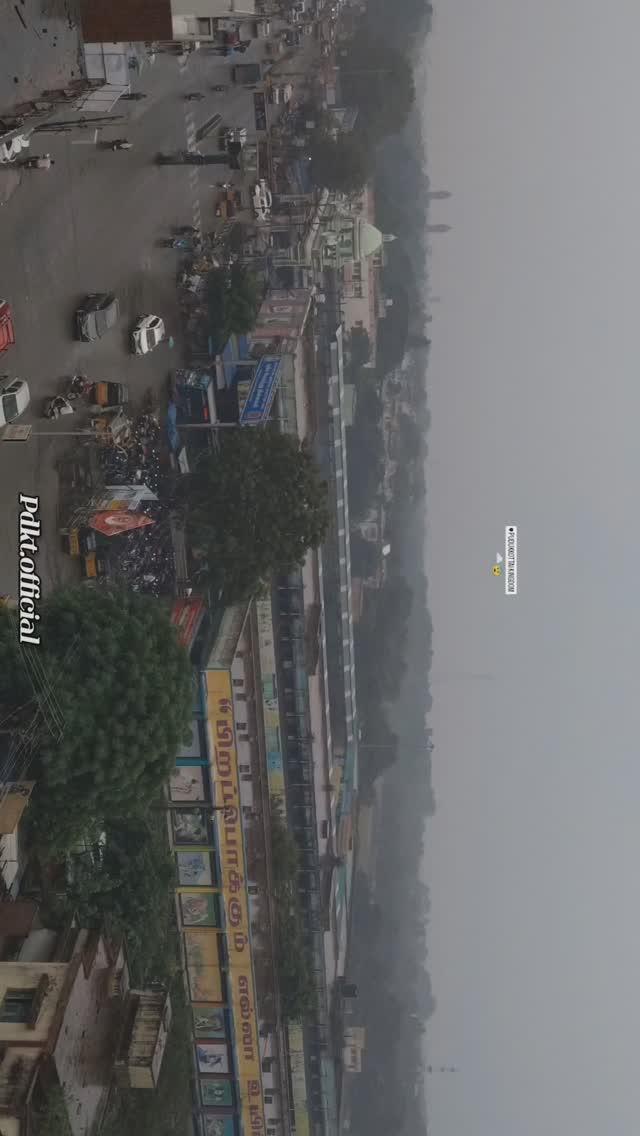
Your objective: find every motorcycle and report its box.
[185,92,205,102]
[44,395,75,420]
[160,236,202,250]
[65,374,90,400]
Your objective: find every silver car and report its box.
[76,293,120,342]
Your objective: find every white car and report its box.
[132,315,165,355]
[253,180,273,222]
[0,377,30,427]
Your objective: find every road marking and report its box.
[72,129,98,145]
[181,104,205,236]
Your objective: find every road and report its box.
[0,46,265,597]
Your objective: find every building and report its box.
[165,276,366,1136]
[80,0,257,45]
[0,915,170,1136]
[293,187,392,367]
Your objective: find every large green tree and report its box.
[311,132,372,194]
[185,428,329,600]
[271,808,315,1020]
[206,263,262,346]
[60,814,178,984]
[339,35,415,138]
[0,589,192,854]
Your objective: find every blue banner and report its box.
[239,356,281,425]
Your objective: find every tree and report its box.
[339,35,415,138]
[0,590,193,855]
[311,131,372,193]
[184,428,329,601]
[32,1085,73,1136]
[59,814,179,984]
[206,263,262,346]
[271,809,315,1019]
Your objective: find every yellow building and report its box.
[0,925,170,1136]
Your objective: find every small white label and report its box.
[505,525,517,595]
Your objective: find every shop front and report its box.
[206,670,266,1136]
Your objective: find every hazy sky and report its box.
[422,2,640,1134]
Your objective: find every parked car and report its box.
[253,179,273,222]
[76,293,120,341]
[0,377,30,427]
[132,314,166,355]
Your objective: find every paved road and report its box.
[0,48,262,596]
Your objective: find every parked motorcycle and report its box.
[160,236,201,250]
[65,374,90,400]
[44,395,75,419]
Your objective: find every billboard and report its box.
[201,1079,234,1106]
[193,1006,227,1039]
[185,928,224,1003]
[171,809,211,846]
[206,671,265,1136]
[176,851,214,887]
[170,766,206,802]
[238,356,281,425]
[208,603,250,670]
[171,597,206,651]
[201,1118,236,1136]
[89,511,154,536]
[196,1043,229,1074]
[180,892,220,928]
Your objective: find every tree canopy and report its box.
[185,428,329,601]
[206,263,262,347]
[271,808,315,1020]
[58,814,179,985]
[0,590,192,854]
[311,131,372,194]
[339,34,415,139]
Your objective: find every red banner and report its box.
[90,511,155,536]
[171,597,206,649]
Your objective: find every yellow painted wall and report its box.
[0,962,69,1044]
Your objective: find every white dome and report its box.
[358,219,384,259]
